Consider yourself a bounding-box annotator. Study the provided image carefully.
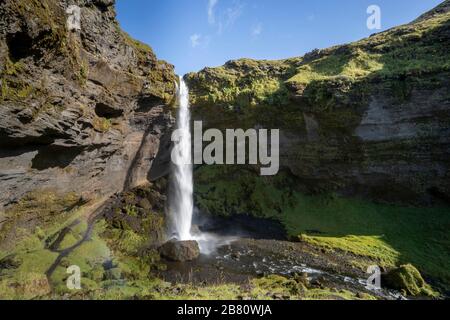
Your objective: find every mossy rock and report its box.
[383,264,438,297]
[104,268,122,281]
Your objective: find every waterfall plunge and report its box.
[169,77,237,254]
[170,77,194,241]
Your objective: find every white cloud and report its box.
[190,34,201,48]
[208,0,219,24]
[190,34,210,48]
[251,23,263,37]
[217,1,244,34]
[224,3,244,28]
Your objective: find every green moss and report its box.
[303,289,376,300]
[194,166,450,291]
[78,61,89,86]
[49,221,111,294]
[121,31,176,104]
[10,0,71,62]
[383,264,438,297]
[56,222,86,250]
[185,58,296,107]
[107,229,145,256]
[92,117,112,132]
[124,205,138,217]
[0,231,57,299]
[75,274,373,300]
[287,49,383,85]
[300,235,399,267]
[0,272,51,300]
[122,31,155,62]
[187,10,450,109]
[1,58,35,101]
[0,190,82,250]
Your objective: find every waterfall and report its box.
[169,76,194,241]
[169,77,236,254]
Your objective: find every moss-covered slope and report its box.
[186,1,450,204]
[187,2,450,294]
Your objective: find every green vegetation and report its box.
[194,165,450,293]
[121,30,176,104]
[0,184,169,300]
[1,58,34,101]
[0,190,82,250]
[185,58,296,107]
[186,10,450,109]
[92,116,112,132]
[383,264,438,297]
[121,31,156,64]
[46,273,374,300]
[0,190,89,299]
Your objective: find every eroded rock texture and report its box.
[0,0,177,209]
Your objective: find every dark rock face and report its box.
[159,240,200,262]
[103,182,168,245]
[0,0,177,209]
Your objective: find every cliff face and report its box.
[0,0,177,210]
[0,0,176,297]
[186,1,450,205]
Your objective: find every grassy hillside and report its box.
[188,1,450,295]
[185,4,450,108]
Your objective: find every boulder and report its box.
[382,264,437,297]
[159,240,200,262]
[138,198,152,211]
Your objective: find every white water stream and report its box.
[169,77,237,254]
[169,77,194,241]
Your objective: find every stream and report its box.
[159,214,406,300]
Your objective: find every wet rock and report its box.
[293,272,310,287]
[159,239,200,262]
[231,252,240,261]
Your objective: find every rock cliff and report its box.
[186,1,450,205]
[0,0,177,298]
[184,2,450,291]
[0,0,177,211]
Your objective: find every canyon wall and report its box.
[0,0,176,211]
[186,1,450,207]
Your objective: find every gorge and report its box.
[0,0,449,300]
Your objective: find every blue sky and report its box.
[116,0,443,75]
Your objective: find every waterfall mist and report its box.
[168,77,237,254]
